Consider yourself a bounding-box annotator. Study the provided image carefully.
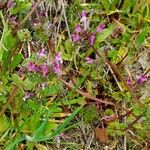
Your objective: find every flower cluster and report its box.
[28,62,49,77]
[136,74,148,85]
[72,10,105,64]
[51,52,63,75]
[126,74,148,86]
[18,50,63,77]
[72,10,105,46]
[85,57,94,64]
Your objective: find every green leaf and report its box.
[108,50,119,62]
[23,78,36,90]
[10,2,31,15]
[25,109,53,142]
[39,85,61,97]
[0,95,7,103]
[10,54,23,70]
[0,11,8,62]
[136,28,148,45]
[5,136,25,150]
[27,100,40,111]
[101,0,110,10]
[121,0,136,13]
[12,73,23,87]
[83,105,99,123]
[29,112,41,132]
[62,52,72,61]
[48,104,84,139]
[65,39,73,54]
[0,114,10,133]
[95,25,114,44]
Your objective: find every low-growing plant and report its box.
[0,0,150,149]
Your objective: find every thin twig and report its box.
[20,0,43,27]
[61,0,72,42]
[59,77,133,113]
[59,77,115,106]
[124,116,142,131]
[108,62,127,150]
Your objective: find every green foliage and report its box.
[39,85,62,97]
[0,0,150,149]
[95,25,114,44]
[9,1,31,15]
[0,114,10,134]
[81,105,99,123]
[10,54,23,70]
[107,121,127,136]
[136,27,148,45]
[17,29,32,42]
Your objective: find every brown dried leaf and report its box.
[95,128,109,143]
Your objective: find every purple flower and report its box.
[86,57,93,64]
[23,92,32,101]
[137,74,148,84]
[75,24,82,32]
[41,64,49,76]
[38,49,46,57]
[89,33,96,45]
[127,78,132,86]
[51,52,63,75]
[35,65,41,72]
[96,24,105,33]
[55,52,63,64]
[53,63,62,75]
[40,11,46,17]
[72,32,80,42]
[80,10,87,30]
[28,62,36,72]
[18,67,25,77]
[7,0,15,9]
[81,10,86,18]
[59,132,70,140]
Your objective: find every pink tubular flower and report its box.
[75,24,82,32]
[28,62,36,72]
[80,10,87,30]
[53,63,62,75]
[72,32,80,42]
[23,92,31,101]
[41,64,49,76]
[137,74,148,84]
[96,24,105,33]
[38,49,46,57]
[89,33,96,45]
[18,66,25,77]
[55,52,63,64]
[51,52,63,75]
[86,57,93,64]
[7,0,15,9]
[127,78,132,86]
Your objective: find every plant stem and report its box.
[59,77,133,113]
[0,85,18,116]
[61,0,72,42]
[20,0,43,27]
[91,45,143,106]
[124,116,142,131]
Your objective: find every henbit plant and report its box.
[0,0,150,149]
